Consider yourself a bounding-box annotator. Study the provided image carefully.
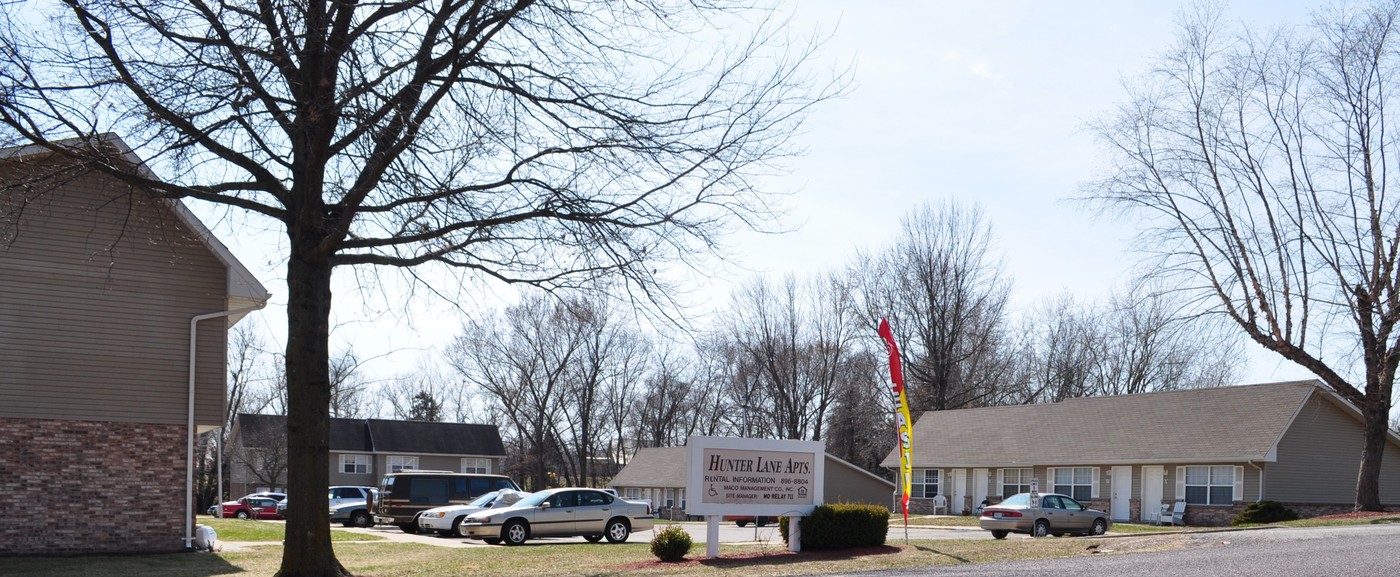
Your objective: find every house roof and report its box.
[235,414,506,456]
[364,419,506,456]
[609,447,689,488]
[880,381,1335,468]
[0,134,270,319]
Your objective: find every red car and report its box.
[218,495,285,520]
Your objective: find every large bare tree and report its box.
[1088,1,1400,510]
[854,201,1014,413]
[0,1,830,574]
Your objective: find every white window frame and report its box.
[1181,465,1238,506]
[387,455,419,473]
[912,469,940,499]
[460,457,491,474]
[339,454,371,475]
[1000,468,1033,498]
[1051,467,1095,501]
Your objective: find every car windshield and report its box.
[999,493,1031,507]
[514,491,554,508]
[468,491,500,507]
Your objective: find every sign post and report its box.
[685,436,824,557]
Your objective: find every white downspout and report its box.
[1249,461,1265,503]
[187,305,265,549]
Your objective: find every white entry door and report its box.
[1142,465,1164,523]
[1111,466,1132,521]
[950,469,966,514]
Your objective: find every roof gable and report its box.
[882,381,1324,468]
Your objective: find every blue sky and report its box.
[213,0,1324,387]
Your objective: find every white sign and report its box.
[685,436,824,517]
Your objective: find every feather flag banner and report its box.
[877,317,914,523]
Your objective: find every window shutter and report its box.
[996,469,1004,491]
[1175,466,1186,501]
[1234,466,1245,502]
[1091,467,1100,499]
[1046,468,1055,490]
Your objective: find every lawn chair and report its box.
[1159,500,1186,526]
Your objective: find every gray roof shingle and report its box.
[881,381,1325,468]
[235,414,504,456]
[609,447,689,488]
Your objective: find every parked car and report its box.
[329,492,377,528]
[417,489,530,536]
[978,492,1110,539]
[723,515,771,527]
[372,471,522,533]
[218,495,285,520]
[277,485,374,516]
[459,487,654,546]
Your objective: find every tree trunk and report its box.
[1355,397,1387,512]
[276,230,346,577]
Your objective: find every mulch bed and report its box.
[612,545,901,570]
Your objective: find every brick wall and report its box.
[0,418,187,555]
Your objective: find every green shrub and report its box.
[1232,501,1299,526]
[649,524,693,562]
[778,503,889,551]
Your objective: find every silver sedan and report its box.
[978,492,1110,539]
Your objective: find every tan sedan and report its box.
[978,492,1111,539]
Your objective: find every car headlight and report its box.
[422,512,446,518]
[474,516,490,524]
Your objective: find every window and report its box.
[340,454,370,474]
[388,456,418,473]
[1184,466,1235,505]
[911,469,939,499]
[624,487,641,500]
[460,457,491,474]
[1052,467,1094,501]
[1001,468,1033,498]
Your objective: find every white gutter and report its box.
[187,305,265,549]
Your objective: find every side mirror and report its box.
[1079,504,1087,511]
[539,502,551,510]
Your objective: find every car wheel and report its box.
[991,530,1008,540]
[584,534,603,543]
[756,517,767,528]
[399,523,419,534]
[484,538,501,545]
[350,510,372,528]
[735,520,748,527]
[1032,519,1049,538]
[502,520,529,546]
[236,510,250,520]
[1090,519,1108,536]
[446,516,468,538]
[604,518,631,543]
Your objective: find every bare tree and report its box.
[1087,1,1400,510]
[327,351,370,419]
[0,2,832,572]
[853,201,1014,413]
[1007,293,1099,404]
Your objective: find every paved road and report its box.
[851,524,1400,577]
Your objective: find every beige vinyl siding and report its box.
[0,168,228,426]
[1269,394,1400,504]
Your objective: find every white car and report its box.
[416,489,530,536]
[460,487,655,546]
[277,485,373,516]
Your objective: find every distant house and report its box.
[881,381,1400,525]
[230,414,509,496]
[609,446,895,520]
[0,136,270,554]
